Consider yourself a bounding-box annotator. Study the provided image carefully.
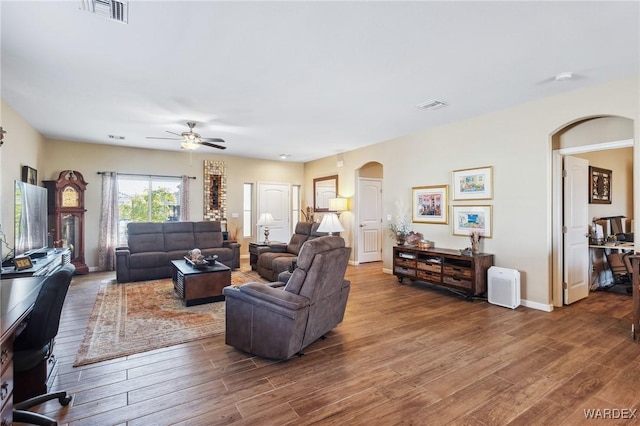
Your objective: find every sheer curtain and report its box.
[98,172,119,271]
[180,175,190,221]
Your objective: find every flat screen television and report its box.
[14,180,49,257]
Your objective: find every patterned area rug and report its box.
[74,270,266,367]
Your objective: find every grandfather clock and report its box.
[44,170,89,274]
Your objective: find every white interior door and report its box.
[257,182,290,244]
[563,155,590,304]
[357,178,382,263]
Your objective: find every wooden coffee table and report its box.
[171,259,231,306]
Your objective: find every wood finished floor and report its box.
[28,261,640,425]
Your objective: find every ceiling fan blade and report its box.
[146,136,181,140]
[201,142,227,150]
[166,130,183,137]
[200,137,225,143]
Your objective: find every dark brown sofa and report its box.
[223,236,351,360]
[254,222,328,281]
[115,221,240,283]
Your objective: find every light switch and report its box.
[231,212,239,218]
[387,214,392,221]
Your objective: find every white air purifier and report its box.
[488,266,521,309]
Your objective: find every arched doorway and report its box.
[551,116,635,306]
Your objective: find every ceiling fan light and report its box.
[181,140,200,150]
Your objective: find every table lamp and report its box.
[317,212,344,236]
[257,213,274,244]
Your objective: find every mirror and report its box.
[313,175,338,212]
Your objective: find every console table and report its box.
[393,246,494,297]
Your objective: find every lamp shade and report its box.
[257,213,274,226]
[317,213,344,235]
[329,197,349,212]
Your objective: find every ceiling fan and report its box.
[146,121,226,150]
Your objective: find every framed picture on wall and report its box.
[452,205,492,238]
[589,166,612,204]
[21,166,37,185]
[412,185,448,224]
[452,166,493,200]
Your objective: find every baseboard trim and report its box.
[520,299,554,312]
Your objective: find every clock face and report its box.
[62,186,79,207]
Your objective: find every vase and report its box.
[396,232,406,245]
[471,239,480,254]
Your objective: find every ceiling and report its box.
[1,1,638,162]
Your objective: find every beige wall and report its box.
[0,110,304,269]
[38,140,304,267]
[0,100,46,261]
[304,75,639,309]
[2,75,639,309]
[553,116,634,149]
[574,147,634,233]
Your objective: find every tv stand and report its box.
[0,248,71,279]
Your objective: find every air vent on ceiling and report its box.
[108,134,125,140]
[416,100,448,110]
[79,0,128,24]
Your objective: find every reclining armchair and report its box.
[223,236,351,360]
[254,222,328,282]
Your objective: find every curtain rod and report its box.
[97,171,196,180]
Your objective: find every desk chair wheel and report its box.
[59,393,72,406]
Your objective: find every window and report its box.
[292,185,301,233]
[118,175,182,245]
[243,183,253,238]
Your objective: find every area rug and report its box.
[74,270,266,367]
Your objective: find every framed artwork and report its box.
[589,166,612,204]
[452,205,492,238]
[452,166,493,200]
[412,185,448,224]
[21,165,37,185]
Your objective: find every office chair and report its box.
[603,250,633,294]
[13,263,75,426]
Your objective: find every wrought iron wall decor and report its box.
[589,166,612,204]
[204,160,227,222]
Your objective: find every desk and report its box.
[589,242,635,251]
[0,276,45,425]
[0,248,70,279]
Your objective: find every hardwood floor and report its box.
[27,261,640,425]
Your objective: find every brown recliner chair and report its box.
[254,222,328,281]
[223,236,351,360]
